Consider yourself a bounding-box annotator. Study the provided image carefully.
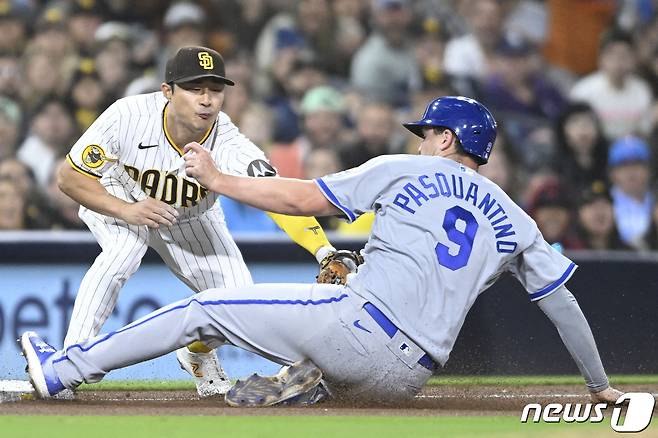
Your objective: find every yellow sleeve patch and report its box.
[81,144,108,169]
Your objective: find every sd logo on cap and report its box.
[165,46,234,86]
[198,52,213,70]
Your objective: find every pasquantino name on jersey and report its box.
[392,171,518,254]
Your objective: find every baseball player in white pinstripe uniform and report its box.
[57,47,338,397]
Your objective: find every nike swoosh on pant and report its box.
[353,319,372,333]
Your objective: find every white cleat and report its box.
[176,347,231,397]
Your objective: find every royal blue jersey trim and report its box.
[314,178,356,222]
[54,293,349,363]
[529,262,577,301]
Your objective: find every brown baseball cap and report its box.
[165,46,235,86]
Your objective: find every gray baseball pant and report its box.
[51,283,433,401]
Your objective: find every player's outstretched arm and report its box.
[535,285,623,401]
[266,212,337,262]
[184,142,339,217]
[59,161,179,228]
[184,142,337,262]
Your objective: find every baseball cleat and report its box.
[176,347,231,397]
[225,359,323,407]
[20,331,65,399]
[280,380,331,406]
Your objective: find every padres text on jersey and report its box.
[67,92,271,214]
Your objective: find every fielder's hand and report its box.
[590,386,624,404]
[120,197,179,228]
[183,142,221,190]
[316,250,364,285]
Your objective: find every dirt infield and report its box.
[1,384,656,416]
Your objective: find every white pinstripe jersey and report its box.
[67,92,270,219]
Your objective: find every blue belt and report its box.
[363,302,437,371]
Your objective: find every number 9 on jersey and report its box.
[435,205,479,271]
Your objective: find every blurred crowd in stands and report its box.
[1,0,658,251]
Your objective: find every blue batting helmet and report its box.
[403,96,497,164]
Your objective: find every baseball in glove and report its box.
[316,250,364,285]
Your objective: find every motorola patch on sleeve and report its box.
[246,159,277,177]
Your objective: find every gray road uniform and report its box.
[50,155,609,399]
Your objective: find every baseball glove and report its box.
[316,250,364,285]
